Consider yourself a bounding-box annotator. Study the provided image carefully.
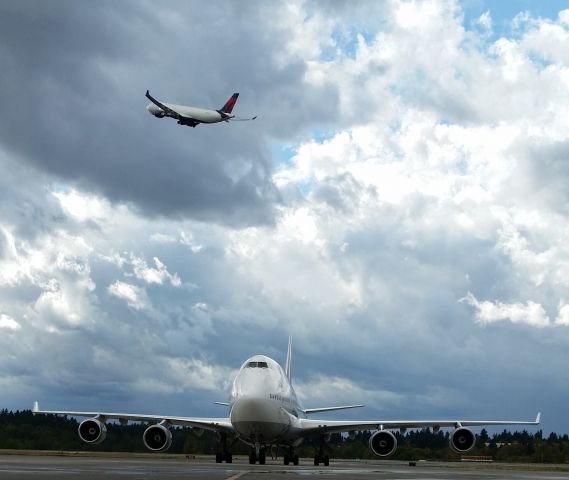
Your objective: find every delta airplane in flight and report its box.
[145,90,257,127]
[33,338,540,466]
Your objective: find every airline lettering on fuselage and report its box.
[269,393,292,404]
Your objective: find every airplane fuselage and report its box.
[228,355,305,446]
[146,102,231,124]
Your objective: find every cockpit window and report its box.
[246,361,269,368]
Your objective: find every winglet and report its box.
[536,412,541,424]
[32,401,39,414]
[285,335,293,385]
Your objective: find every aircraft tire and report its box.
[314,454,320,466]
[324,455,330,466]
[293,454,299,466]
[215,452,222,463]
[248,452,256,465]
[283,454,290,465]
[259,451,266,465]
[225,453,233,463]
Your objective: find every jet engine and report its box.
[368,430,397,457]
[143,424,172,452]
[78,418,107,444]
[152,111,165,118]
[449,427,476,453]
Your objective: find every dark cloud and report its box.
[0,0,343,226]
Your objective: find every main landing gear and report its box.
[215,452,232,463]
[313,453,330,466]
[283,447,299,465]
[215,433,233,463]
[313,435,330,466]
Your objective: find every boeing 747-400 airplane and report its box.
[33,338,540,466]
[145,90,256,127]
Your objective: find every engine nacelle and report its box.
[78,418,107,444]
[143,424,172,452]
[369,430,397,457]
[192,427,204,437]
[153,111,165,118]
[449,427,476,453]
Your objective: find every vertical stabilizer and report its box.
[220,93,239,114]
[285,335,293,385]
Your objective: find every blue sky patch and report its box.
[462,0,568,37]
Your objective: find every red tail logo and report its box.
[221,93,239,113]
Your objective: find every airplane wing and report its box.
[298,412,541,436]
[145,90,201,127]
[32,401,234,434]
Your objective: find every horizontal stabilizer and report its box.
[230,115,257,121]
[303,404,365,415]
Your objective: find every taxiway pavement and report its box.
[0,454,567,479]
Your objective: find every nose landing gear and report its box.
[249,444,266,464]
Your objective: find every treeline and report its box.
[1,409,568,463]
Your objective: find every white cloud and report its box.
[461,293,550,328]
[107,281,149,311]
[34,281,83,326]
[130,255,181,287]
[179,231,203,253]
[474,11,492,31]
[52,188,109,222]
[150,231,203,253]
[0,314,20,330]
[149,233,177,244]
[555,303,569,326]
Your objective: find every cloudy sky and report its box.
[1,0,569,435]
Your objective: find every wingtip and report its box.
[32,401,39,413]
[536,412,541,424]
[145,89,150,97]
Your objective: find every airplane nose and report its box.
[147,104,165,118]
[231,397,274,423]
[230,397,289,443]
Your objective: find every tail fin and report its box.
[220,93,239,113]
[285,335,293,385]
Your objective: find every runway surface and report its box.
[0,454,567,480]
